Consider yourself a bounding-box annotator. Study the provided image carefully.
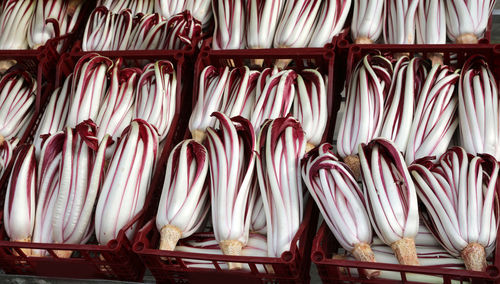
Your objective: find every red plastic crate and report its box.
[72,4,203,58]
[42,0,98,65]
[191,37,338,141]
[0,4,97,183]
[312,44,500,284]
[0,49,191,282]
[133,199,319,284]
[331,43,500,125]
[131,37,337,283]
[333,15,494,98]
[344,44,500,83]
[312,222,500,284]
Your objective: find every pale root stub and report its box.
[220,240,244,270]
[355,37,372,44]
[456,33,479,44]
[54,250,73,258]
[351,242,380,278]
[461,242,487,272]
[159,225,182,251]
[191,129,206,143]
[344,155,361,180]
[390,238,419,266]
[428,53,444,66]
[0,60,16,74]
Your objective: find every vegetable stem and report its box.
[54,250,72,258]
[0,60,16,74]
[191,129,206,143]
[274,58,292,69]
[220,240,244,270]
[250,58,264,67]
[390,237,419,266]
[456,33,478,44]
[159,225,182,251]
[428,53,444,66]
[461,242,486,271]
[355,36,372,44]
[344,154,360,180]
[352,242,379,278]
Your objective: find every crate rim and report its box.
[314,42,500,283]
[312,222,500,281]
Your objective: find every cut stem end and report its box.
[0,60,16,74]
[159,225,182,251]
[344,155,361,180]
[355,37,373,44]
[390,238,419,266]
[274,58,292,69]
[250,58,264,67]
[305,142,316,153]
[191,129,206,143]
[54,250,73,258]
[352,242,380,278]
[461,243,487,271]
[456,33,478,44]
[220,240,243,270]
[428,53,444,66]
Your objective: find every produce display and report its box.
[0,138,18,180]
[37,54,177,146]
[2,53,177,255]
[0,0,83,50]
[158,62,328,265]
[206,113,255,267]
[95,119,158,245]
[379,57,426,152]
[83,7,201,51]
[314,51,499,281]
[406,63,458,164]
[416,0,446,45]
[98,0,154,15]
[351,1,384,44]
[446,0,495,43]
[213,0,351,50]
[189,65,328,146]
[51,122,109,257]
[29,0,83,49]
